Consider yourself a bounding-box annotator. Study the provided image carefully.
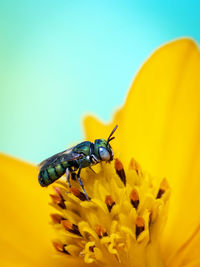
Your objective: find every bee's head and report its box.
[94,125,118,162]
[94,139,113,162]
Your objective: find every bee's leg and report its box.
[66,168,71,188]
[71,166,78,180]
[77,168,90,201]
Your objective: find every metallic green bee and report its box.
[38,125,118,200]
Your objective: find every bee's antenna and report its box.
[107,125,118,144]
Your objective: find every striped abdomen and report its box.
[38,161,69,187]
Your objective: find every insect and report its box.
[38,125,118,200]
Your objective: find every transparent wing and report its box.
[38,146,84,170]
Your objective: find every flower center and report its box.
[50,158,170,267]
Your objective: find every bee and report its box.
[38,125,118,200]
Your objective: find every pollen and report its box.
[68,187,88,201]
[114,158,126,185]
[53,242,69,254]
[61,220,82,236]
[130,189,139,209]
[157,178,169,199]
[135,216,145,238]
[129,157,141,174]
[50,187,66,209]
[105,195,116,212]
[50,214,64,224]
[49,157,170,266]
[95,224,107,238]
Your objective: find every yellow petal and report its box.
[167,225,200,267]
[0,154,51,264]
[0,154,95,267]
[84,38,200,262]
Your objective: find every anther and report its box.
[69,187,88,201]
[156,178,169,199]
[50,214,64,224]
[135,217,145,238]
[95,224,108,239]
[130,189,139,209]
[89,245,95,252]
[53,242,70,255]
[50,194,66,209]
[105,195,116,212]
[129,158,141,174]
[115,158,126,185]
[62,220,82,236]
[52,187,66,208]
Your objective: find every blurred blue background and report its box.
[0,0,200,163]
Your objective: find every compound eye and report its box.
[99,147,110,161]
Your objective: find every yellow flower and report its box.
[48,156,169,267]
[1,38,200,267]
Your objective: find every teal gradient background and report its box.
[1,0,200,163]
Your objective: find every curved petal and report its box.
[0,154,98,267]
[84,38,200,263]
[0,153,54,265]
[167,225,200,267]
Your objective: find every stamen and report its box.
[61,220,82,236]
[115,158,126,185]
[95,224,108,238]
[130,189,139,209]
[89,245,95,252]
[53,242,70,255]
[50,194,66,209]
[135,217,145,238]
[69,187,88,201]
[105,195,116,212]
[50,214,64,224]
[129,158,141,174]
[156,178,169,199]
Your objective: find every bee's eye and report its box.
[99,147,110,161]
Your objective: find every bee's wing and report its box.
[38,147,84,170]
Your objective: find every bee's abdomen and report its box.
[38,163,67,187]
